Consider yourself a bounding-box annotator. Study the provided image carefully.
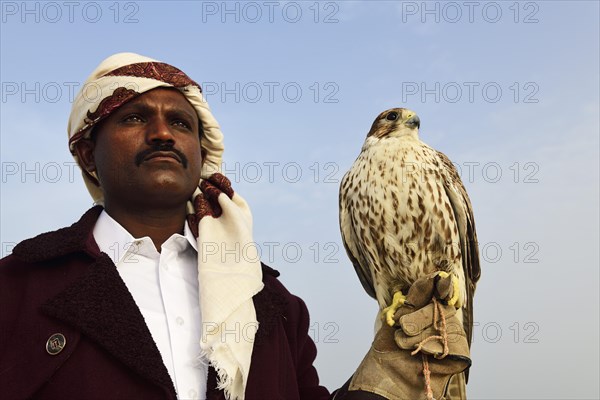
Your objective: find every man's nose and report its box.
[146,117,175,145]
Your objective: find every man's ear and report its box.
[200,147,208,171]
[74,138,100,186]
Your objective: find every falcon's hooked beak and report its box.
[405,114,420,129]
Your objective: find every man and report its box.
[0,53,467,400]
[0,52,338,400]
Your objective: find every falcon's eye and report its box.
[386,112,398,121]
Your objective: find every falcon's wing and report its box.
[437,151,481,352]
[339,175,377,300]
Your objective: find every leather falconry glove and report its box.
[345,272,472,400]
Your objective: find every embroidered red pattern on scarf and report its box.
[104,62,201,90]
[84,86,140,125]
[69,86,140,150]
[187,174,234,238]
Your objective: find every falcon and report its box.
[339,108,480,348]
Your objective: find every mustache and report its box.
[135,144,189,168]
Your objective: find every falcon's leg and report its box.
[437,271,460,308]
[382,291,407,326]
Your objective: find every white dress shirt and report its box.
[93,210,207,400]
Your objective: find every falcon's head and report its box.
[366,108,420,140]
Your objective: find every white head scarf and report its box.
[68,52,224,202]
[68,53,263,400]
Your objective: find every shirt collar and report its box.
[182,217,198,252]
[93,209,197,266]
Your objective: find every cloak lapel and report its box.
[13,206,176,394]
[40,253,176,393]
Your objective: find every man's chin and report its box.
[134,176,196,203]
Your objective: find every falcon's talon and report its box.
[447,274,460,308]
[437,271,460,308]
[382,291,407,326]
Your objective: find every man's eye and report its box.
[173,120,191,130]
[123,114,144,123]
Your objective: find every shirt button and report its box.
[188,389,198,399]
[176,316,184,326]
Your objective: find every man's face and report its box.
[78,87,203,209]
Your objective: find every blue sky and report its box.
[1,1,599,398]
